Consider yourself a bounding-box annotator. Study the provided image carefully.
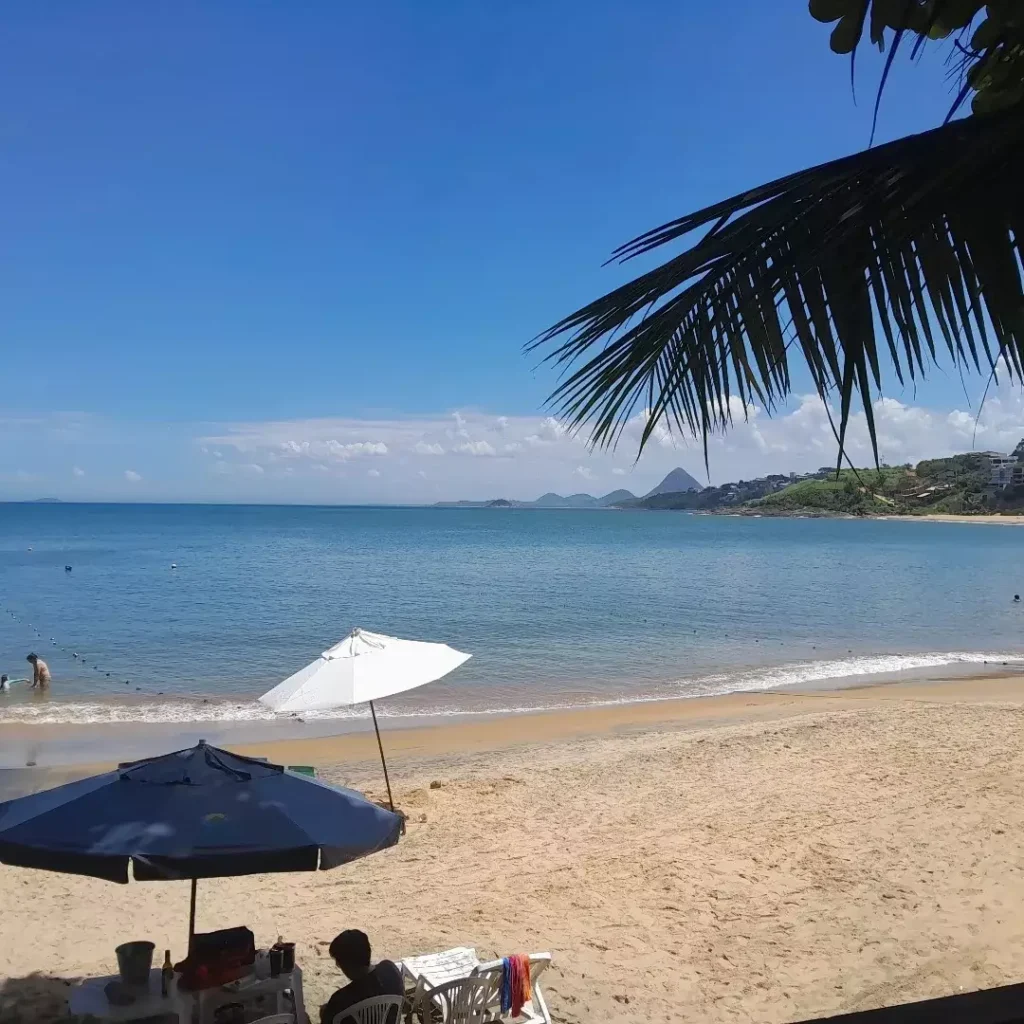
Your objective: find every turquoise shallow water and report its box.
[0,503,1022,729]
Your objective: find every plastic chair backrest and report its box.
[426,976,499,1024]
[473,953,551,989]
[331,994,403,1024]
[472,954,553,1021]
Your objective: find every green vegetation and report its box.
[751,455,1009,516]
[622,450,1024,516]
[625,475,795,510]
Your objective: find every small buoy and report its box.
[27,547,32,552]
[170,563,177,569]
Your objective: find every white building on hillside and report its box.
[982,451,1023,488]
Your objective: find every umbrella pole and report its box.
[188,878,197,954]
[369,700,395,811]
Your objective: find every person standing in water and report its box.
[26,653,51,690]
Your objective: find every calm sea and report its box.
[1,503,1022,734]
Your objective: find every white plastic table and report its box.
[399,947,479,990]
[68,968,191,1023]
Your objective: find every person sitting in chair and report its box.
[319,929,404,1024]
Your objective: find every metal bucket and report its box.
[115,940,155,988]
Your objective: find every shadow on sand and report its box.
[0,972,81,1023]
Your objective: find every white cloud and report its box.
[325,440,388,460]
[524,416,572,448]
[414,442,445,456]
[72,466,85,478]
[540,416,567,442]
[448,411,470,440]
[573,465,595,480]
[454,440,497,457]
[15,383,1001,503]
[367,468,381,478]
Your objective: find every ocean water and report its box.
[0,503,1022,732]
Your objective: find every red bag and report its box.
[175,927,255,991]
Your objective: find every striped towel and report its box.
[500,954,532,1017]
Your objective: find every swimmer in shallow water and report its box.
[27,653,51,691]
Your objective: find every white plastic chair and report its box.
[418,975,498,1024]
[471,954,553,1024]
[332,993,404,1024]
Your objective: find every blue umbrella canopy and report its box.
[0,740,402,884]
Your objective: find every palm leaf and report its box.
[532,108,1024,465]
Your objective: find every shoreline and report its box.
[2,670,1019,788]
[699,509,1024,524]
[242,670,1024,768]
[1,651,1021,768]
[880,512,1024,525]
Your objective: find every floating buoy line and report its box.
[2,603,143,690]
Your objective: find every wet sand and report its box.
[2,672,1024,1022]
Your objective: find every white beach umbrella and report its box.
[259,628,471,807]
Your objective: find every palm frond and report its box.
[532,109,1024,466]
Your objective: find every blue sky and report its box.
[1,2,1019,502]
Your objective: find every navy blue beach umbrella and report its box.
[0,740,403,944]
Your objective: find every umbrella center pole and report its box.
[369,700,395,811]
[188,878,197,955]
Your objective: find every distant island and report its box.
[434,467,703,509]
[435,448,1024,517]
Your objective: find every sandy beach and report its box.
[3,672,1024,1022]
[887,514,1024,526]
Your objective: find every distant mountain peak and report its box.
[644,467,703,498]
